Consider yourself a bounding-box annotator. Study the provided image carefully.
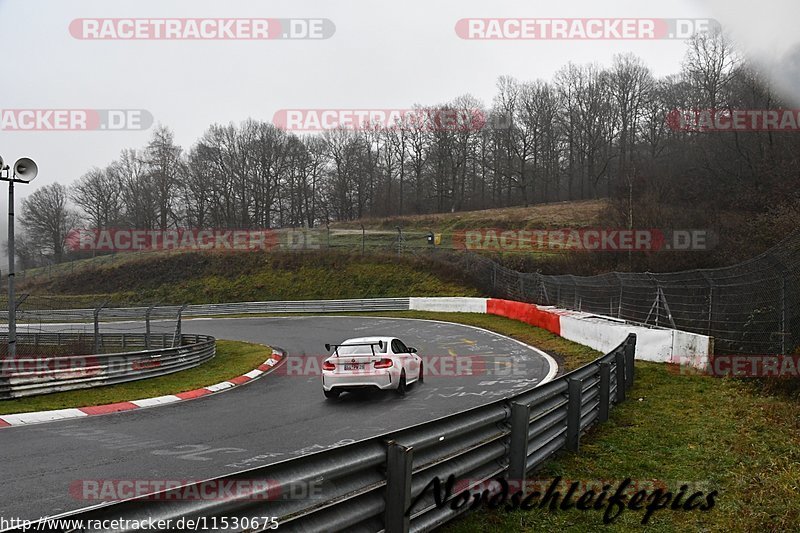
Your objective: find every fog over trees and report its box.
[17,32,800,267]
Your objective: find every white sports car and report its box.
[321,336,423,399]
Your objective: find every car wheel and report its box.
[324,389,340,400]
[397,372,407,396]
[418,362,424,383]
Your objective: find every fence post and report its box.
[614,351,626,403]
[624,333,636,389]
[396,226,403,255]
[173,304,187,347]
[566,378,582,452]
[781,277,786,355]
[384,441,413,533]
[122,333,127,349]
[508,402,530,490]
[93,303,106,354]
[598,363,611,423]
[572,277,578,309]
[538,274,550,305]
[360,224,365,255]
[701,273,714,336]
[145,304,157,350]
[614,273,624,319]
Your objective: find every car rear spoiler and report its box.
[325,341,385,358]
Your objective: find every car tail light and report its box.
[322,361,336,371]
[374,358,393,369]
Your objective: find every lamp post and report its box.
[1,156,39,358]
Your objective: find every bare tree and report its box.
[144,125,184,230]
[70,166,123,229]
[19,183,80,263]
[682,29,738,108]
[609,53,654,184]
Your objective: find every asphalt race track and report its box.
[0,316,555,521]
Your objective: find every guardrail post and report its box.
[508,402,530,491]
[122,333,127,349]
[624,333,636,389]
[385,441,413,533]
[614,351,626,403]
[598,363,611,423]
[566,378,582,453]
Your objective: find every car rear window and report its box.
[336,343,388,356]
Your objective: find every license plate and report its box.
[344,363,364,371]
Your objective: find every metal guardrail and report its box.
[0,334,215,399]
[2,298,412,323]
[183,298,411,317]
[12,334,636,532]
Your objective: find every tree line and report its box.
[15,30,800,267]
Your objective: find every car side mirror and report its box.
[408,347,417,353]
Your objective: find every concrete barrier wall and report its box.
[409,297,487,313]
[485,299,561,335]
[403,297,712,367]
[558,313,674,362]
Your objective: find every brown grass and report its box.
[330,200,609,231]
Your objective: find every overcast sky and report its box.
[1,0,799,262]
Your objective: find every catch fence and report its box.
[432,229,800,355]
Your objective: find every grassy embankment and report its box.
[17,250,481,304]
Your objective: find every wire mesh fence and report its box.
[420,229,800,356]
[0,296,181,357]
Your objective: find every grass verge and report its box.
[374,317,797,533]
[0,340,272,415]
